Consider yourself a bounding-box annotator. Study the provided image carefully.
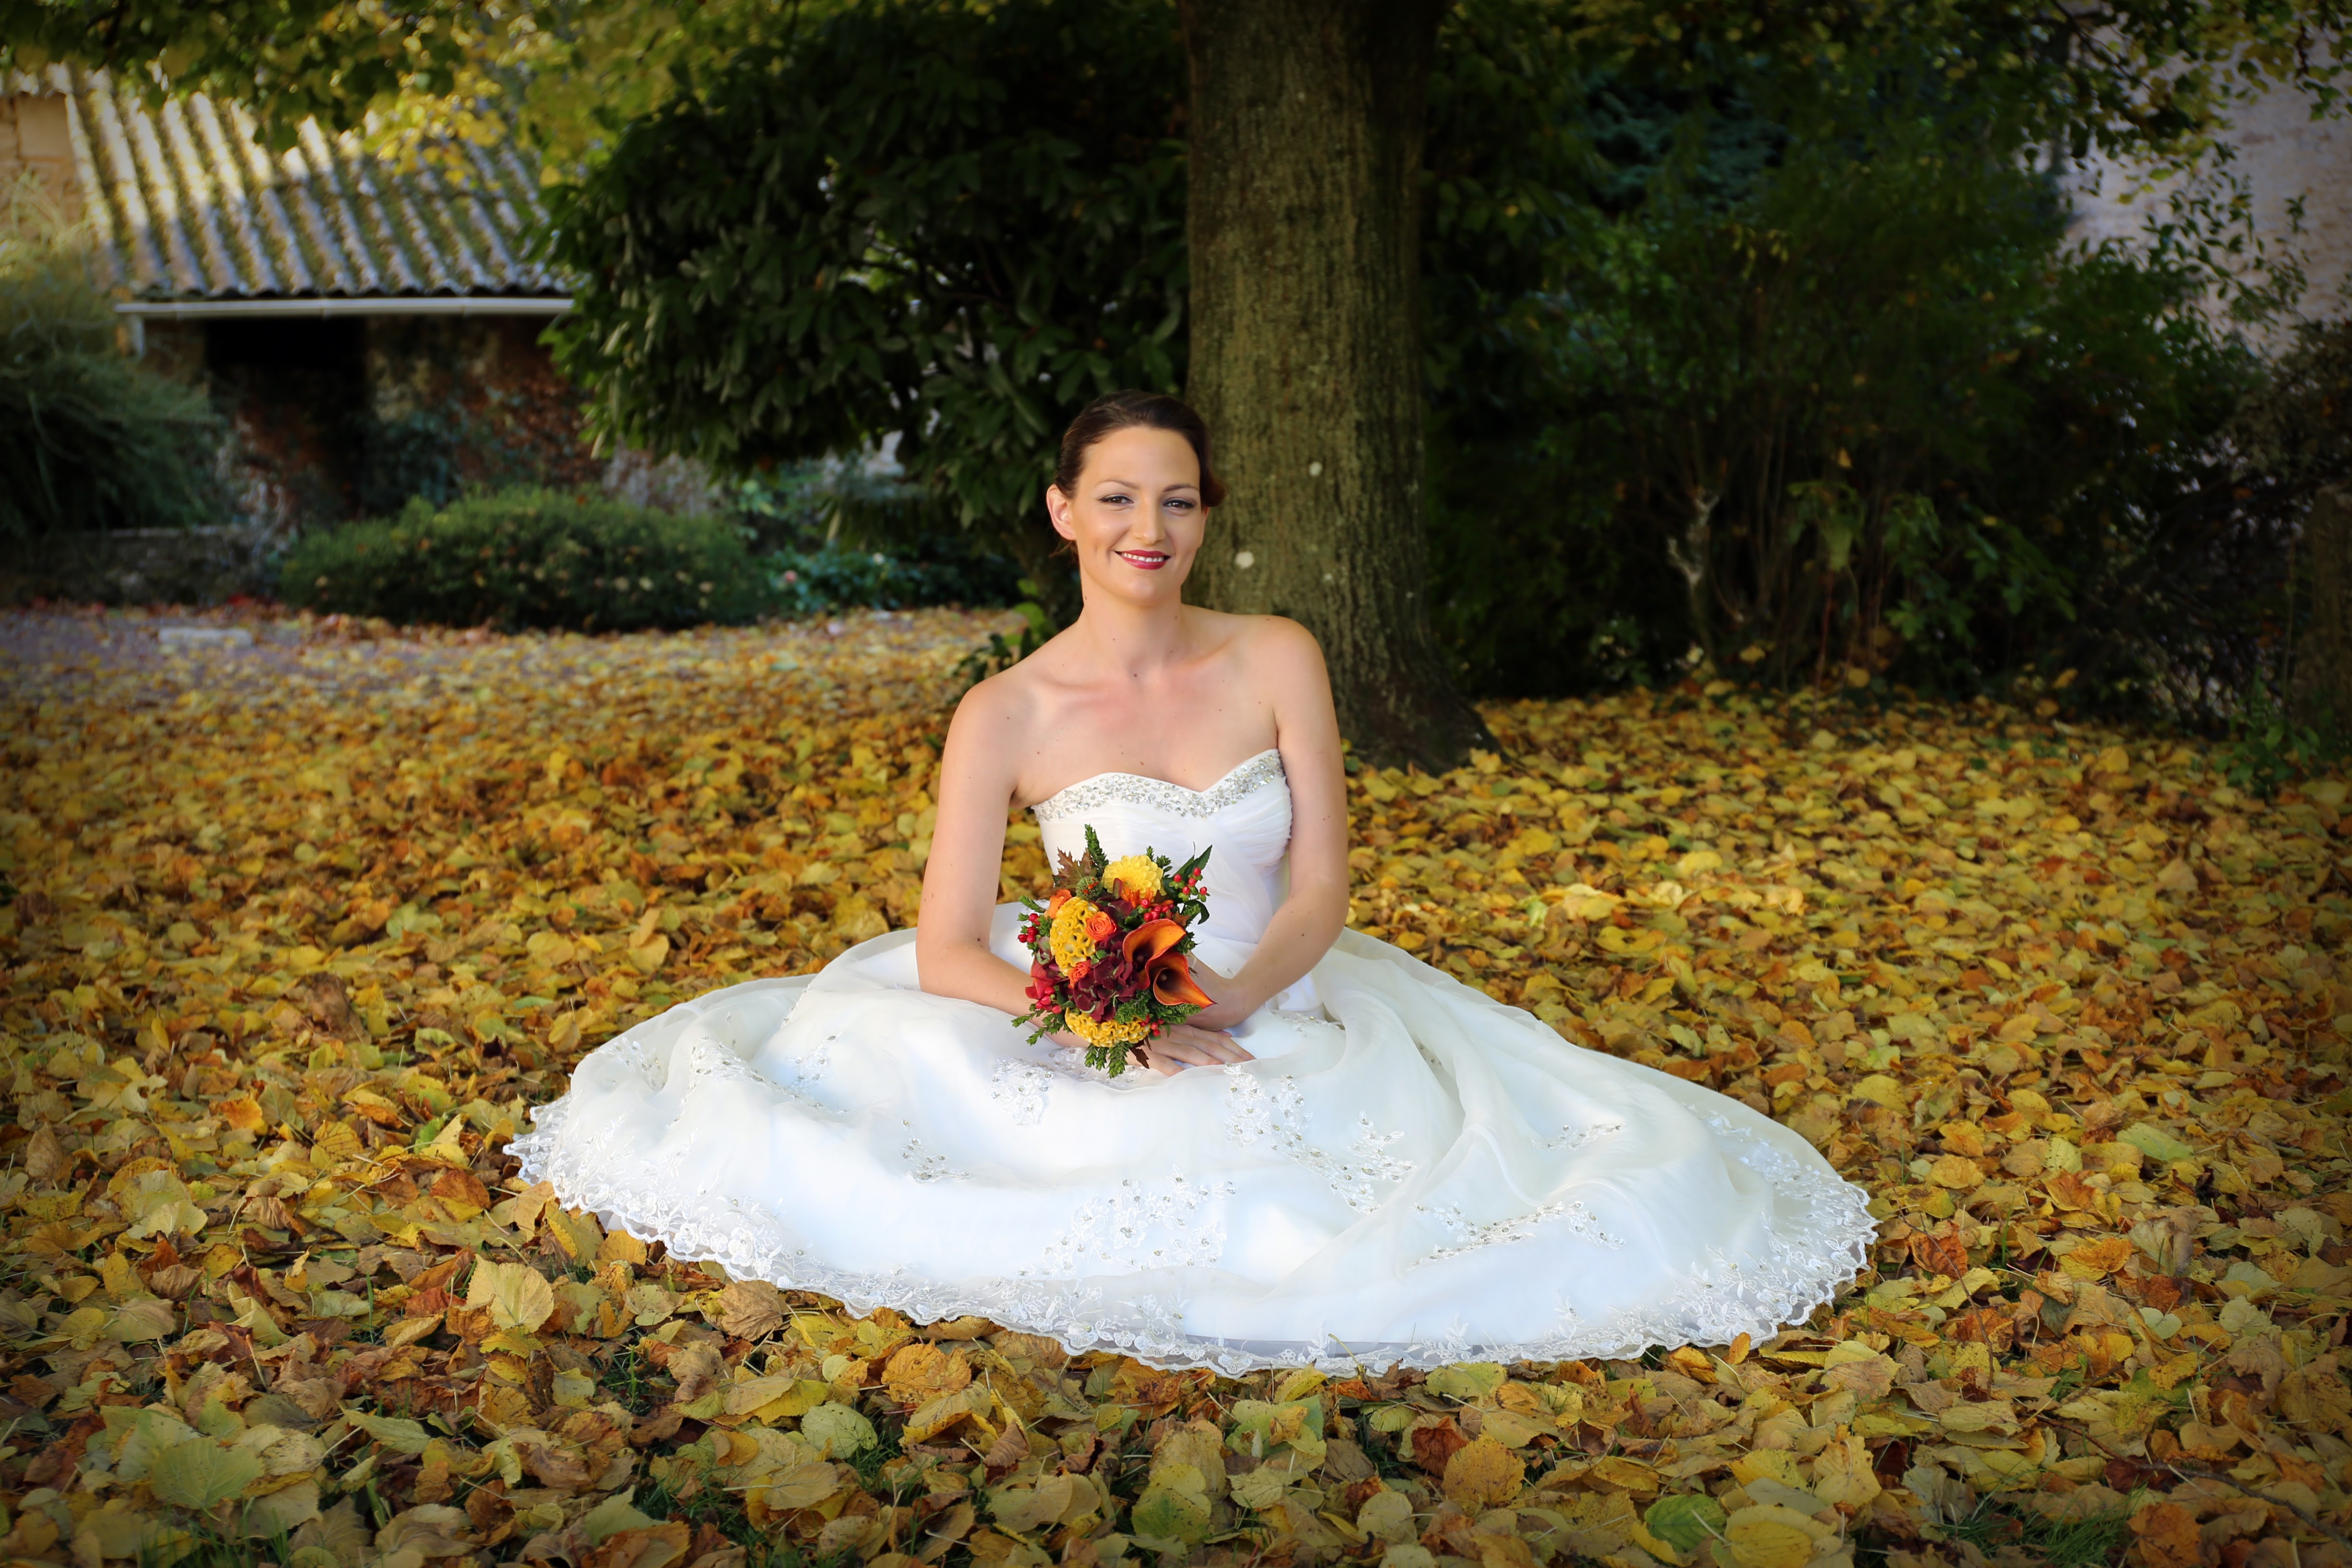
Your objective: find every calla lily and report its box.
[1123,919,1212,1009]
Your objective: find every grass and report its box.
[848,1420,908,1491]
[636,1461,759,1543]
[1938,1492,2138,1568]
[599,1339,662,1414]
[1355,1413,1421,1483]
[630,1461,865,1568]
[135,1517,296,1568]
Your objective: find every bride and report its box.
[514,392,1874,1373]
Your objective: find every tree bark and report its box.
[1179,0,1491,770]
[2295,485,2352,728]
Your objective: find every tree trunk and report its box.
[1179,0,1490,770]
[2295,485,2352,727]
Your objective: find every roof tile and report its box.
[15,66,561,301]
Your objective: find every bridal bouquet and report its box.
[1017,827,1214,1075]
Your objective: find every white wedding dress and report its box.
[513,752,1874,1374]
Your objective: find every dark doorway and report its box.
[205,315,367,524]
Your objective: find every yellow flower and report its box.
[1065,1010,1152,1049]
[1050,897,1104,972]
[1103,854,1163,901]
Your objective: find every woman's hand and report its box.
[1050,1022,1254,1076]
[1140,1021,1255,1075]
[1179,963,1260,1032]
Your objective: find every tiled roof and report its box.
[15,66,562,301]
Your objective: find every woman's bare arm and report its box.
[913,677,1034,1014]
[1188,619,1350,1027]
[915,663,1254,1074]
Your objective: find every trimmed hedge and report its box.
[280,488,763,630]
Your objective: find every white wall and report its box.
[2066,79,2352,336]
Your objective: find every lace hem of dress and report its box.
[509,1099,1877,1376]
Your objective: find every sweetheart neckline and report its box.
[1027,748,1283,816]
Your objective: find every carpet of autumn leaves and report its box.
[2,602,2350,1568]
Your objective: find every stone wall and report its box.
[360,316,606,511]
[0,527,278,607]
[128,314,622,536]
[0,92,80,227]
[2067,79,2352,336]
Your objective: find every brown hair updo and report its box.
[1053,390,1228,508]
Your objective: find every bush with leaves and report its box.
[2233,317,2352,489]
[546,0,1187,617]
[729,463,1027,617]
[0,182,228,538]
[1418,13,2278,719]
[763,546,1022,620]
[279,488,764,631]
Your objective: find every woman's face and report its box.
[1046,426,1207,608]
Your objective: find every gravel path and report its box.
[0,603,1024,720]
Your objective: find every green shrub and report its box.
[2233,317,2352,489]
[280,488,765,630]
[731,462,1026,615]
[765,543,1024,617]
[0,178,228,537]
[1420,10,2276,719]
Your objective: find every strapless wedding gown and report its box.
[513,752,1873,1373]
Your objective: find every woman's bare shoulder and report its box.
[1184,607,1325,665]
[967,623,1085,707]
[1222,613,1329,687]
[946,656,1035,749]
[946,626,1088,753]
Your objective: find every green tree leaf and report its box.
[1129,1484,1213,1545]
[1423,1362,1507,1402]
[343,1409,433,1456]
[544,0,1189,609]
[147,1439,265,1510]
[2120,1123,2195,1164]
[1646,1493,1730,1553]
[801,1402,878,1458]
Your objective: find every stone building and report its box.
[0,68,722,567]
[2067,76,2352,337]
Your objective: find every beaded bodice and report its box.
[1029,750,1286,824]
